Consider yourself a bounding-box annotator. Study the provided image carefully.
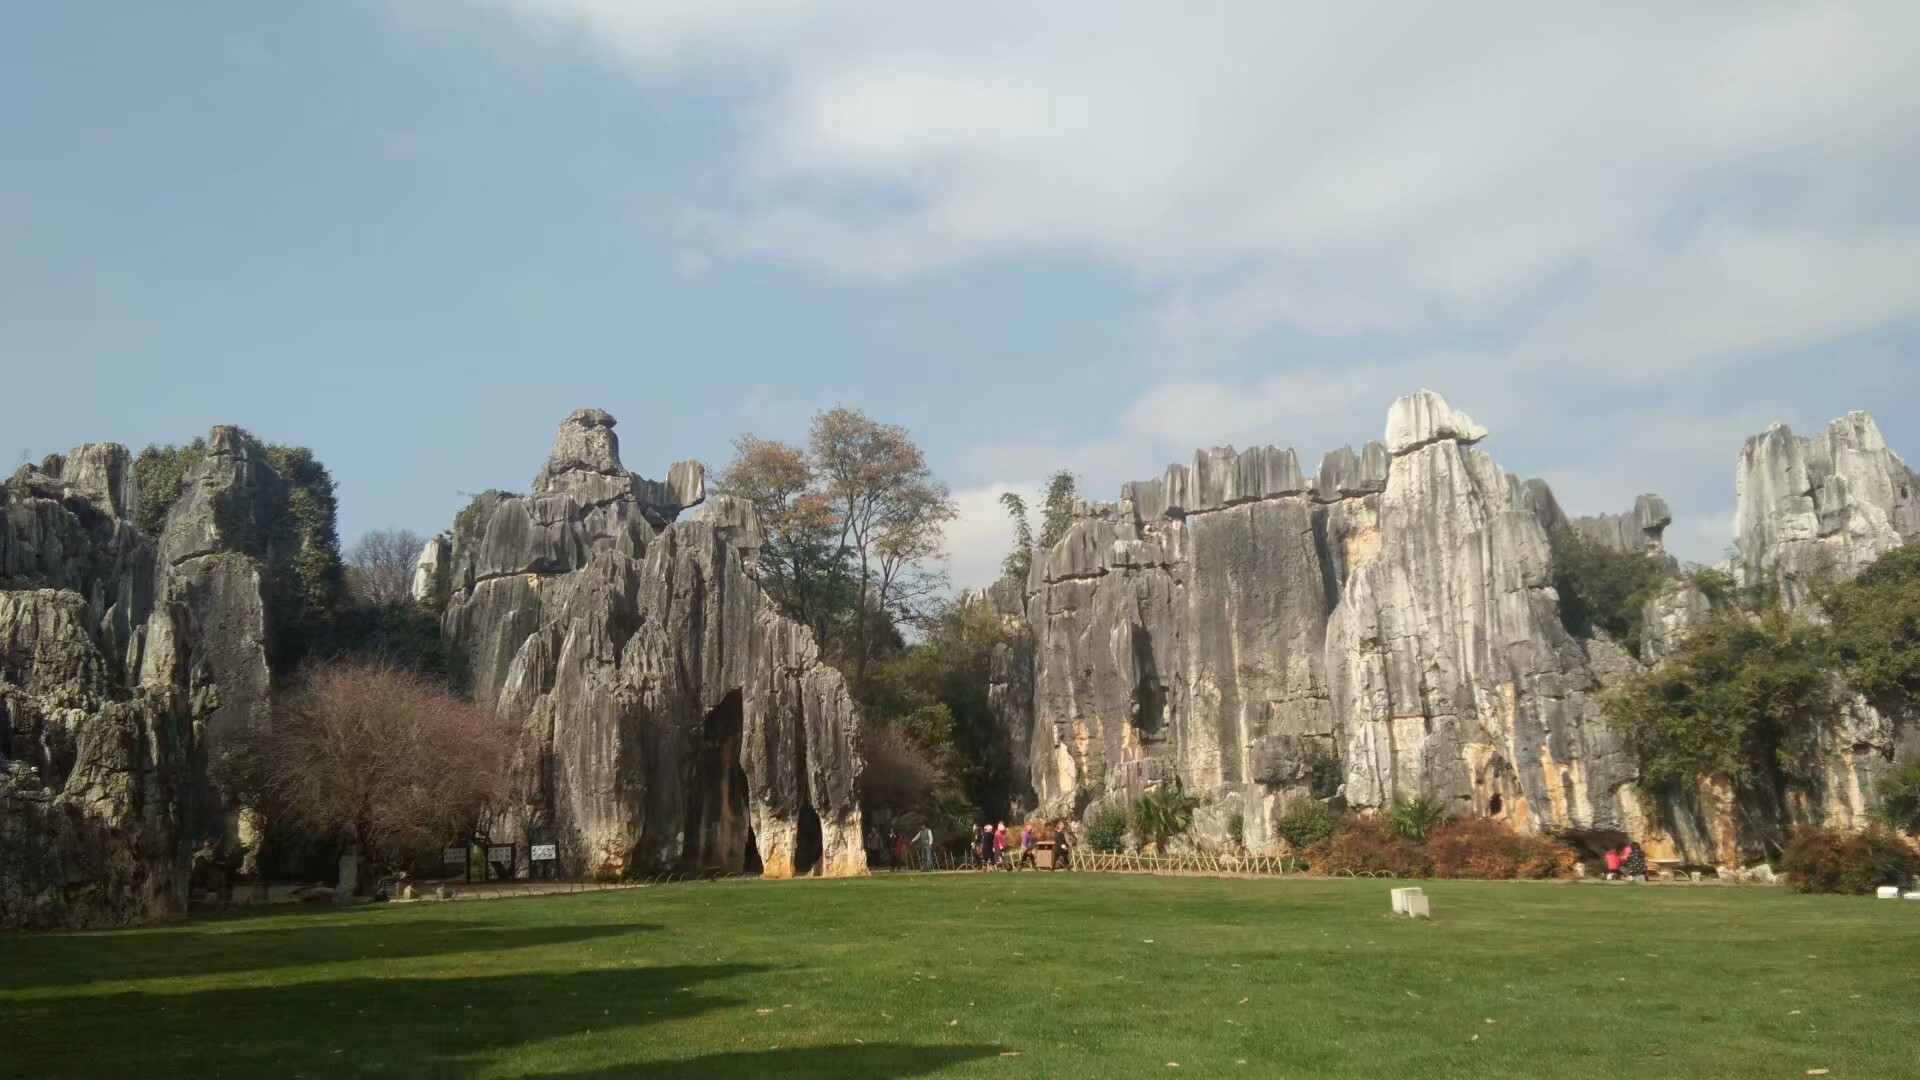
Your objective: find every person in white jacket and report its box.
[913,824,935,871]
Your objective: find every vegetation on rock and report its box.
[1605,608,1838,807]
[131,438,207,536]
[1549,527,1675,656]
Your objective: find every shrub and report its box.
[1782,826,1920,894]
[1275,797,1338,850]
[1085,802,1129,854]
[1384,796,1451,841]
[1427,817,1576,880]
[1130,788,1199,853]
[1227,812,1245,852]
[1872,758,1920,834]
[1304,815,1431,877]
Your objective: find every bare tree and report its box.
[223,659,515,885]
[347,528,426,605]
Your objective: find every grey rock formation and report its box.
[411,535,450,607]
[1735,413,1920,608]
[1015,392,1650,856]
[1569,494,1673,553]
[1007,393,1920,866]
[1,427,299,928]
[437,410,865,880]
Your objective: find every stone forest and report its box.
[4,390,1919,930]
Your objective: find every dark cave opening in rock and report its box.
[795,804,823,877]
[684,690,749,875]
[1129,624,1167,743]
[1488,793,1503,815]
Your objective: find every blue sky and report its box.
[6,0,1917,585]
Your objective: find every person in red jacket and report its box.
[993,822,1008,870]
[1604,847,1622,880]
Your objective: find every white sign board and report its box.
[531,844,558,862]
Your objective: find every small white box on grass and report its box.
[1877,886,1901,899]
[1391,887,1429,918]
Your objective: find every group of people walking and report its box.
[971,820,1072,871]
[861,819,1074,873]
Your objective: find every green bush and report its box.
[1085,802,1129,854]
[1129,788,1198,854]
[1550,527,1675,657]
[1781,826,1920,894]
[1872,758,1920,834]
[1227,812,1245,852]
[1384,796,1451,841]
[1275,797,1338,850]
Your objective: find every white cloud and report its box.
[436,0,1920,577]
[466,0,1920,363]
[943,481,1037,591]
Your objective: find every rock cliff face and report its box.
[1735,413,1920,609]
[1019,393,1649,849]
[1,429,302,929]
[431,410,865,880]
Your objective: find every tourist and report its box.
[993,821,1008,870]
[864,821,883,872]
[914,822,934,871]
[976,823,993,870]
[1604,847,1621,881]
[1622,841,1647,882]
[1019,821,1036,870]
[1055,819,1074,871]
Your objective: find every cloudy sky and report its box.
[6,0,1917,586]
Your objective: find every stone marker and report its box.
[1877,886,1901,899]
[1391,887,1429,917]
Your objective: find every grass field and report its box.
[3,874,1916,1079]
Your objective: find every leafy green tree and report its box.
[1604,609,1841,822]
[1872,758,1920,833]
[1549,528,1675,657]
[1823,544,1920,720]
[998,491,1033,587]
[860,599,1019,819]
[1038,470,1078,551]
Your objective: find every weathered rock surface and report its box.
[1,428,299,928]
[437,410,864,880]
[1735,413,1920,609]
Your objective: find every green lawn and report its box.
[2,874,1915,1078]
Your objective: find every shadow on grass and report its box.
[543,1043,1007,1078]
[2,961,768,1078]
[0,916,651,991]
